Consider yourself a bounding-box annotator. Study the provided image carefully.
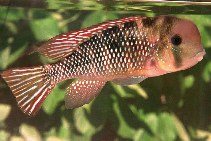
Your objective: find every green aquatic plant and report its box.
[0,3,211,141]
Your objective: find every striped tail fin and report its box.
[1,65,55,116]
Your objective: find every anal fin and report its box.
[112,76,147,86]
[65,80,106,109]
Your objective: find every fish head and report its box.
[155,17,205,73]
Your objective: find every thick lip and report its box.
[194,49,206,62]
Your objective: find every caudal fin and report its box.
[1,66,55,116]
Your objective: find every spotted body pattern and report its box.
[50,19,156,83]
[1,16,205,116]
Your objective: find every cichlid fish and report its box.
[1,16,205,116]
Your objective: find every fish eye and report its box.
[171,34,182,46]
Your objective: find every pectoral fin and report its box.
[112,76,147,86]
[65,80,106,109]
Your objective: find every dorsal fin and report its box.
[35,33,79,60]
[35,16,141,60]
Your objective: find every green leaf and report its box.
[0,130,9,141]
[58,117,70,139]
[76,1,104,10]
[111,83,128,98]
[134,129,155,141]
[30,16,60,41]
[144,113,159,134]
[0,104,11,122]
[157,113,177,141]
[46,0,63,10]
[71,108,98,141]
[183,75,195,89]
[46,136,65,141]
[20,124,42,141]
[8,44,27,66]
[196,130,211,141]
[127,84,148,99]
[74,108,95,136]
[42,86,64,115]
[0,47,10,69]
[135,113,177,141]
[87,91,113,128]
[0,8,24,22]
[202,61,211,82]
[112,95,136,139]
[10,136,25,141]
[81,11,118,28]
[173,114,190,141]
[134,113,158,141]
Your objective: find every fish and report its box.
[1,16,206,116]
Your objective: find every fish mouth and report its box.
[194,49,206,62]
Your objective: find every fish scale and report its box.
[50,21,154,83]
[1,16,205,116]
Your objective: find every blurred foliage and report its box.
[0,1,211,141]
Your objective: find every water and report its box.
[0,1,211,141]
[1,0,211,14]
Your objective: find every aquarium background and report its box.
[0,1,211,141]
